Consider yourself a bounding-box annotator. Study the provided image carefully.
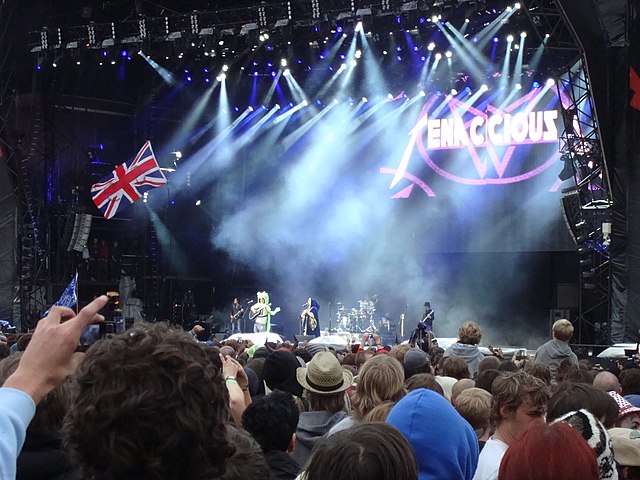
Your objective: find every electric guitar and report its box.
[230,308,244,324]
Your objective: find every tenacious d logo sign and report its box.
[381,89,561,198]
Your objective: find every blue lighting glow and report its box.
[396,16,401,24]
[121,50,127,57]
[319,54,325,59]
[271,71,276,77]
[186,76,192,82]
[103,51,108,57]
[184,69,189,73]
[339,54,345,59]
[493,37,499,43]
[234,106,240,112]
[413,46,419,52]
[396,55,402,61]
[337,26,343,33]
[36,65,41,70]
[267,62,273,67]
[253,71,259,76]
[436,90,443,96]
[205,78,210,83]
[464,86,472,94]
[532,81,540,88]
[419,17,426,23]
[204,68,209,73]
[420,56,426,61]
[253,61,258,66]
[396,46,402,52]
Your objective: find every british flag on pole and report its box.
[91,141,167,219]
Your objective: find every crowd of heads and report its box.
[2,315,640,480]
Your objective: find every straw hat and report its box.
[296,351,353,395]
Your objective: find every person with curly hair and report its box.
[62,323,234,480]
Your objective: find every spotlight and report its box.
[281,58,287,67]
[362,97,368,102]
[515,83,522,89]
[507,34,514,43]
[493,37,499,43]
[52,61,58,68]
[480,84,488,92]
[521,31,527,38]
[450,88,458,95]
[355,49,362,59]
[283,68,290,75]
[396,55,402,61]
[431,15,438,23]
[427,42,435,51]
[435,53,442,60]
[383,50,388,55]
[419,90,426,97]
[546,78,555,87]
[264,33,270,40]
[350,60,357,67]
[445,51,452,58]
[173,151,182,159]
[514,2,521,8]
[195,200,201,206]
[355,21,363,32]
[532,81,540,88]
[222,64,229,71]
[217,73,226,81]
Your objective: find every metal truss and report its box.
[522,0,612,345]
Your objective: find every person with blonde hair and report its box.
[533,319,578,381]
[329,355,405,435]
[443,321,485,378]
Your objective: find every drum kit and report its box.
[335,297,377,333]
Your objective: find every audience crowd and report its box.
[2,310,640,480]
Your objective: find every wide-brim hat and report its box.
[296,351,353,395]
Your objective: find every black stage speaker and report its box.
[295,335,315,344]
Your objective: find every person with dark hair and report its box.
[523,362,551,386]
[496,361,518,373]
[300,298,321,338]
[262,350,304,398]
[475,369,501,394]
[546,382,619,428]
[242,391,300,480]
[498,422,599,480]
[621,368,640,397]
[220,426,271,480]
[292,352,351,466]
[300,423,418,480]
[63,323,234,480]
[474,371,550,480]
[404,373,444,396]
[478,356,501,374]
[443,356,472,380]
[443,321,485,378]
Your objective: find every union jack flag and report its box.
[91,141,167,219]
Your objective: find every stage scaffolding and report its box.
[522,0,613,346]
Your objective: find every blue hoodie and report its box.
[387,388,478,480]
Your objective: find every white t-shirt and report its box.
[472,436,508,480]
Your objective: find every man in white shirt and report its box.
[473,370,550,480]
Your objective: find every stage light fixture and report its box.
[281,58,287,67]
[419,90,426,97]
[195,200,201,206]
[514,2,521,8]
[515,83,522,89]
[451,88,458,95]
[435,53,442,60]
[350,60,357,67]
[493,37,499,43]
[546,78,555,87]
[480,84,488,91]
[521,31,527,37]
[445,51,452,58]
[362,97,368,102]
[355,49,362,58]
[431,15,438,23]
[507,35,514,42]
[427,42,435,51]
[222,64,229,72]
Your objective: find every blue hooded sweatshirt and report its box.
[387,388,479,480]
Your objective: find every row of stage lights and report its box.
[38,28,541,72]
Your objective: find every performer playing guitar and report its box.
[300,298,321,338]
[229,297,244,335]
[249,291,281,333]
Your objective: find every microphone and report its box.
[247,300,254,304]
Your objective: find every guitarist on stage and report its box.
[421,302,435,333]
[229,297,244,334]
[249,291,281,333]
